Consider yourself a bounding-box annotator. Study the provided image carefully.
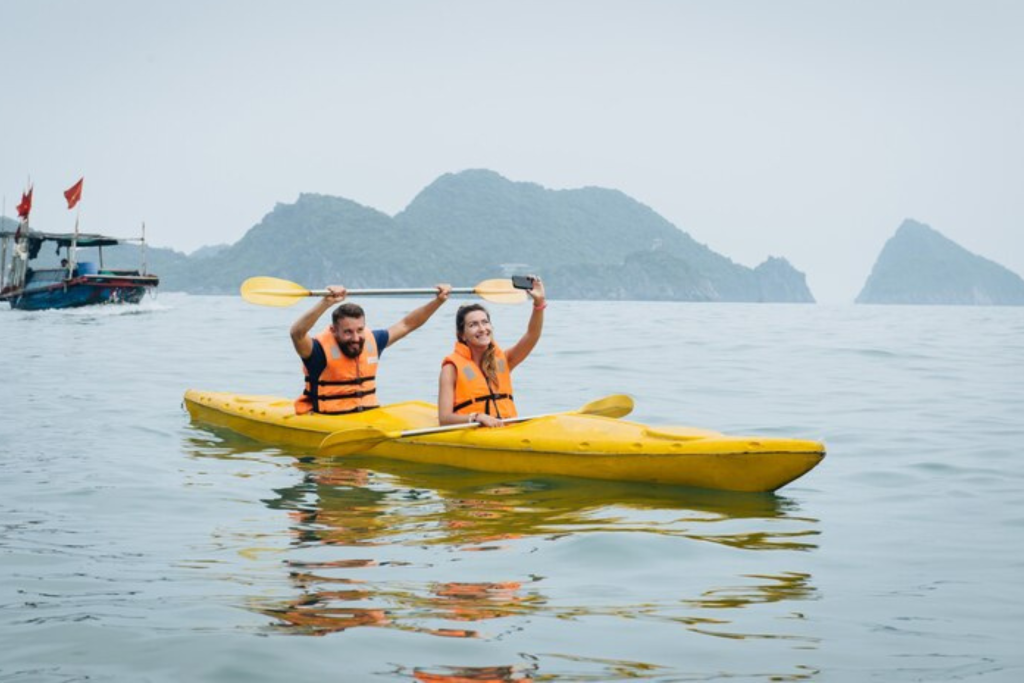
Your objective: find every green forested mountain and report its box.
[33,170,817,302]
[394,171,813,301]
[856,219,1024,305]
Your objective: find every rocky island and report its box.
[857,219,1024,305]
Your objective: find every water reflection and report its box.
[186,423,821,678]
[257,455,819,553]
[409,664,538,683]
[257,570,542,639]
[684,572,817,611]
[397,658,820,682]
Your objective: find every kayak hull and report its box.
[183,390,825,493]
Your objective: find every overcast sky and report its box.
[4,0,1022,302]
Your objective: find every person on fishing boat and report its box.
[438,276,546,428]
[292,284,452,415]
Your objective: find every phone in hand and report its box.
[511,275,535,290]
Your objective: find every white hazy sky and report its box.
[3,0,1022,302]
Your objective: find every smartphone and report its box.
[511,275,535,290]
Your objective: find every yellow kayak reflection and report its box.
[257,456,819,553]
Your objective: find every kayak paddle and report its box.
[240,276,527,307]
[317,394,635,458]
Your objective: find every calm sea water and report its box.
[1,294,1022,682]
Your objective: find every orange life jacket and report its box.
[442,341,517,419]
[295,327,379,415]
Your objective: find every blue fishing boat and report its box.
[0,226,159,311]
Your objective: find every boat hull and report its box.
[184,390,826,493]
[4,275,158,310]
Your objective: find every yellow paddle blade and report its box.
[578,394,634,418]
[473,278,528,305]
[240,277,312,307]
[318,426,397,458]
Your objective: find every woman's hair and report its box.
[456,304,498,386]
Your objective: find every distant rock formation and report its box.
[755,257,815,303]
[189,244,230,260]
[856,219,1024,305]
[65,170,817,302]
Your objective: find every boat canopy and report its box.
[1,229,143,260]
[0,229,139,248]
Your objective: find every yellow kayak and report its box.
[183,390,825,493]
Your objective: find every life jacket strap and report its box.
[306,388,377,400]
[316,376,374,387]
[316,404,381,416]
[453,393,514,413]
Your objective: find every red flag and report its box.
[16,187,33,219]
[64,177,84,209]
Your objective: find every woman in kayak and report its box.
[438,276,546,428]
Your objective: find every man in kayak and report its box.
[438,276,546,428]
[292,284,452,415]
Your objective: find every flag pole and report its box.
[24,175,31,233]
[71,208,80,275]
[141,221,148,274]
[1,195,7,292]
[66,177,84,275]
[13,179,32,290]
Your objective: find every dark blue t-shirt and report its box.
[303,329,389,377]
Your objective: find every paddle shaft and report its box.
[394,413,542,439]
[306,287,490,297]
[241,276,526,306]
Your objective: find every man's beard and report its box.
[340,338,364,359]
